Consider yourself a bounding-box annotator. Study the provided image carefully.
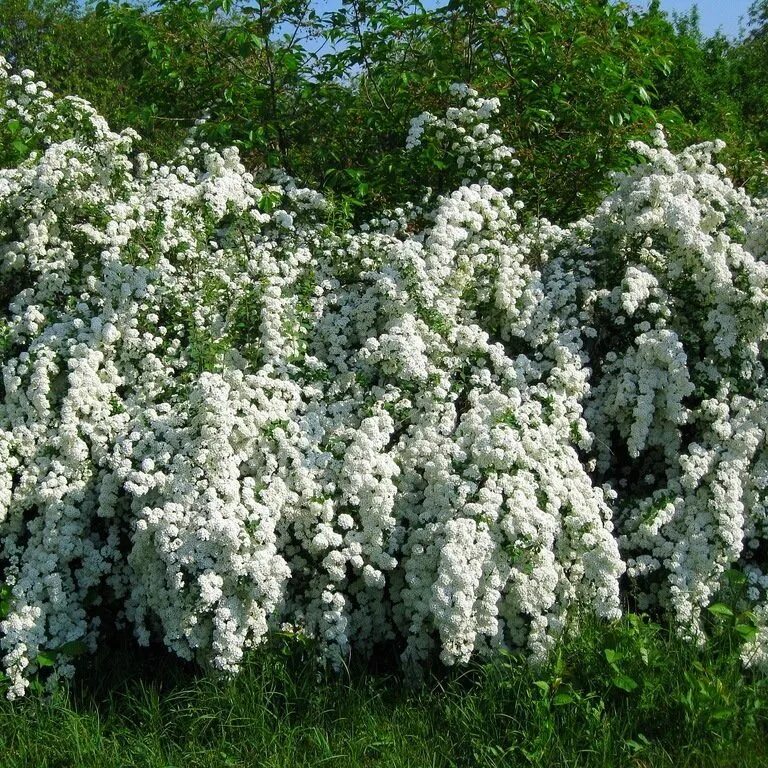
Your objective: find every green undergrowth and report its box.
[1,613,766,768]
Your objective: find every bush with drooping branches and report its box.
[548,128,768,664]
[0,58,767,699]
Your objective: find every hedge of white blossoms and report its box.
[0,60,767,698]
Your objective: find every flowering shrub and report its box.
[0,59,766,698]
[550,129,768,664]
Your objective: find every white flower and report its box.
[4,64,768,698]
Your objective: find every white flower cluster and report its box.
[545,129,768,648]
[405,83,519,188]
[1,61,767,699]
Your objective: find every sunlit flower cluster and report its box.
[1,59,767,698]
[406,83,519,188]
[542,128,768,651]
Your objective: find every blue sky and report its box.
[341,1,757,41]
[646,0,754,38]
[276,1,758,42]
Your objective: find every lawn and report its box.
[2,614,766,768]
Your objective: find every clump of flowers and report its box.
[1,57,767,699]
[539,127,768,654]
[0,59,624,698]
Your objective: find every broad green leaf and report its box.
[36,651,56,668]
[56,640,87,657]
[707,603,734,619]
[612,674,639,693]
[735,623,758,641]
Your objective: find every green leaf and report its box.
[552,692,574,706]
[604,648,622,664]
[56,640,87,657]
[626,734,650,752]
[36,651,57,668]
[612,673,639,693]
[707,603,734,619]
[724,569,747,586]
[735,623,758,641]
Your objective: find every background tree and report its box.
[1,0,766,221]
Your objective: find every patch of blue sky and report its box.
[651,0,755,39]
[303,0,757,41]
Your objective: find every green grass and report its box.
[1,613,767,768]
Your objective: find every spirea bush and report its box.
[0,60,766,699]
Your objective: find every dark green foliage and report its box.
[0,0,134,139]
[642,1,768,196]
[3,0,766,225]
